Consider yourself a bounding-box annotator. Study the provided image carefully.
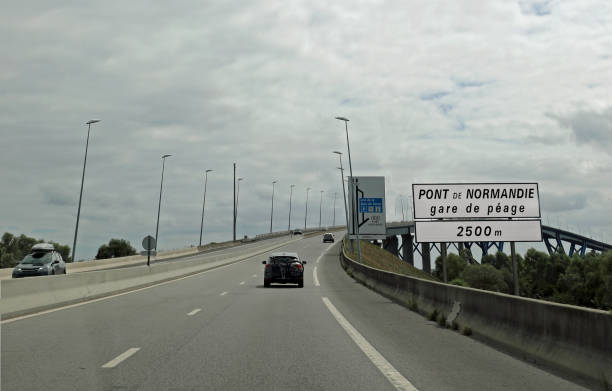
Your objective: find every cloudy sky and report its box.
[2,0,611,260]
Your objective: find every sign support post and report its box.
[142,235,156,268]
[511,241,519,295]
[441,242,447,283]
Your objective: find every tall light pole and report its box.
[335,116,361,262]
[333,151,349,238]
[319,190,324,229]
[155,154,172,251]
[288,184,295,232]
[235,177,243,236]
[71,119,100,262]
[270,180,277,233]
[199,169,213,247]
[333,191,337,226]
[233,163,236,241]
[304,187,311,230]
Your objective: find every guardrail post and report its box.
[401,234,414,265]
[422,243,431,273]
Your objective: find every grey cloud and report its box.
[540,192,588,213]
[555,108,612,155]
[40,185,75,207]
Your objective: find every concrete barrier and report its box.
[0,228,331,279]
[1,236,303,320]
[339,246,612,390]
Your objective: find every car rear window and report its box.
[270,256,298,264]
[20,252,53,265]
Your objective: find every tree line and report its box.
[434,248,612,310]
[1,232,138,268]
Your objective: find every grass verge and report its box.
[344,239,439,282]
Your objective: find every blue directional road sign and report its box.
[359,198,383,213]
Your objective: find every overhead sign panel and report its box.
[348,176,386,239]
[412,183,540,219]
[415,220,542,243]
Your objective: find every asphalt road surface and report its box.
[1,234,586,390]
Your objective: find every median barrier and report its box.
[339,246,612,390]
[1,236,304,320]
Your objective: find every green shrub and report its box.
[462,326,472,336]
[450,278,468,287]
[429,309,439,321]
[460,264,508,293]
[409,300,419,312]
[437,313,447,327]
[451,320,459,330]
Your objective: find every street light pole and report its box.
[304,187,311,230]
[333,152,349,233]
[333,191,337,226]
[199,169,213,247]
[233,163,236,241]
[235,177,243,236]
[336,116,361,263]
[270,180,277,233]
[71,119,100,262]
[288,184,295,232]
[155,154,172,252]
[319,190,324,229]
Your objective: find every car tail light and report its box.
[295,264,302,270]
[265,264,271,269]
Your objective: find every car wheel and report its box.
[63,269,67,274]
[264,280,270,288]
[51,269,55,275]
[298,280,304,288]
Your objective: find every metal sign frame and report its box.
[348,176,386,240]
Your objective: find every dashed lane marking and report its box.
[101,348,140,368]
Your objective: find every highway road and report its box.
[1,234,586,390]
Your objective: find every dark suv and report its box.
[12,243,66,278]
[262,252,307,287]
[322,233,335,243]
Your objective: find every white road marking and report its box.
[313,266,320,287]
[220,291,228,296]
[187,308,201,316]
[316,243,335,264]
[239,281,245,285]
[101,348,140,368]
[322,297,418,391]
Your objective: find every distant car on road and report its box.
[12,243,66,278]
[262,252,307,287]
[323,233,335,243]
[292,229,303,235]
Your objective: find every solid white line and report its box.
[316,243,335,264]
[187,308,201,316]
[220,291,228,296]
[313,266,320,287]
[101,348,140,368]
[322,297,418,391]
[239,281,245,285]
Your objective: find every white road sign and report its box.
[412,183,540,219]
[348,176,386,239]
[415,220,542,243]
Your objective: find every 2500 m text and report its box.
[456,225,502,237]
